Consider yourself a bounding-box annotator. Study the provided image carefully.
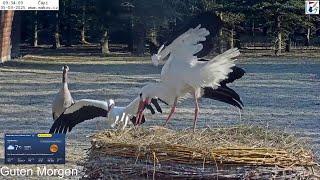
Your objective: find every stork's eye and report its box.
[139,93,142,97]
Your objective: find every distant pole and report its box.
[0,11,15,63]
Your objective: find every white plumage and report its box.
[64,99,112,114]
[52,65,74,120]
[50,96,163,133]
[49,99,114,133]
[138,25,240,131]
[156,25,239,90]
[108,97,141,129]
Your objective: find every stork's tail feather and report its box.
[202,86,243,109]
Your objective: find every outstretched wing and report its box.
[49,99,109,134]
[155,25,209,66]
[201,66,245,109]
[152,12,222,66]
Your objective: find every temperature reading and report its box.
[0,0,59,10]
[14,145,22,150]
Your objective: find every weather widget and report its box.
[4,134,65,164]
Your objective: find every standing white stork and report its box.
[49,97,163,134]
[136,18,244,131]
[52,65,74,120]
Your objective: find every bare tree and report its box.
[275,14,281,56]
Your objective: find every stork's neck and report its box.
[62,70,68,84]
[63,82,68,89]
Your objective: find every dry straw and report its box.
[83,126,319,179]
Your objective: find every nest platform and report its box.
[82,126,319,179]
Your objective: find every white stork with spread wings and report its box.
[136,17,244,131]
[49,97,163,134]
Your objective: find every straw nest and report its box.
[82,126,319,179]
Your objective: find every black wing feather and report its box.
[130,115,146,125]
[158,98,169,106]
[202,86,243,109]
[220,66,246,86]
[196,63,246,85]
[49,105,108,134]
[151,99,163,113]
[130,98,165,126]
[145,104,156,114]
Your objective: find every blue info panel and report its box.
[4,134,65,164]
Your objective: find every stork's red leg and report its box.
[193,92,199,132]
[136,112,143,125]
[136,99,146,126]
[164,97,178,126]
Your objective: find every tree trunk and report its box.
[128,15,134,52]
[228,25,234,49]
[251,20,255,37]
[218,12,223,53]
[53,12,61,49]
[149,28,158,46]
[148,28,158,54]
[306,28,310,46]
[0,11,14,63]
[136,35,145,56]
[133,23,146,56]
[11,11,21,59]
[34,11,38,47]
[81,2,89,44]
[285,36,291,52]
[64,0,71,47]
[235,32,241,49]
[275,15,281,56]
[305,15,311,47]
[101,30,110,55]
[65,23,71,47]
